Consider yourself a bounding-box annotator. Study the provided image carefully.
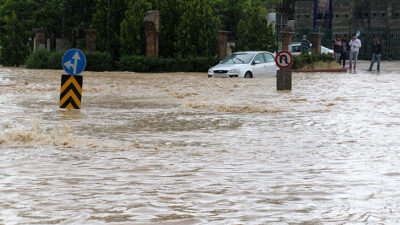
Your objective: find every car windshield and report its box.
[220,53,255,64]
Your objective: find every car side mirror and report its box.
[253,61,260,65]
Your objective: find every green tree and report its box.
[33,0,96,50]
[175,0,220,57]
[154,0,183,57]
[212,0,281,38]
[91,0,126,58]
[212,0,246,38]
[234,0,278,52]
[120,0,152,56]
[0,0,34,66]
[0,12,31,66]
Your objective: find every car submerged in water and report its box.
[208,51,278,78]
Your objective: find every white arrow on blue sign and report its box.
[62,49,86,75]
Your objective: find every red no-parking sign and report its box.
[275,51,293,69]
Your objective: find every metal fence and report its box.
[276,27,400,60]
[358,28,400,60]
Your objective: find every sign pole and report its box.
[276,69,292,91]
[275,51,293,91]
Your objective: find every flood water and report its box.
[1,61,400,224]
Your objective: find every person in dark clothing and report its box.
[340,37,349,68]
[333,37,342,63]
[301,35,311,53]
[368,37,383,73]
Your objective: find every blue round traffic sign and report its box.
[62,49,86,75]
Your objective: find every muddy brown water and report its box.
[1,61,400,224]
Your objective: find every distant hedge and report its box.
[119,56,219,72]
[25,49,113,71]
[292,52,335,70]
[25,50,219,72]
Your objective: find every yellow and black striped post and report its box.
[59,75,83,109]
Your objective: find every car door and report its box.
[252,53,266,77]
[263,53,278,75]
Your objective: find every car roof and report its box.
[233,51,273,54]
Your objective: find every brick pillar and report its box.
[144,10,160,58]
[279,31,295,51]
[33,28,46,50]
[311,32,324,55]
[218,30,230,60]
[84,29,98,51]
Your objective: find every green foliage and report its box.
[47,51,65,69]
[154,0,184,57]
[233,0,278,52]
[120,0,152,56]
[0,0,285,68]
[83,51,113,71]
[0,6,33,66]
[175,0,220,57]
[119,56,219,72]
[211,0,244,38]
[91,0,127,58]
[33,0,96,42]
[26,50,113,72]
[25,48,50,69]
[212,0,281,38]
[292,52,335,70]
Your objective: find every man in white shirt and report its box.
[349,33,362,73]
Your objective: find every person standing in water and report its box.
[340,37,349,68]
[301,35,311,53]
[349,33,362,73]
[333,37,342,64]
[368,37,382,73]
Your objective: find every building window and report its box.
[373,13,376,17]
[365,13,369,17]
[297,14,300,18]
[305,15,309,18]
[336,14,339,18]
[345,14,348,18]
[382,13,386,17]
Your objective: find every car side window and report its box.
[292,46,301,52]
[253,54,266,64]
[263,53,275,62]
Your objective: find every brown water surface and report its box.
[1,61,400,224]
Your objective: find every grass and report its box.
[299,61,342,70]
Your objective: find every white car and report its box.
[208,51,278,78]
[288,43,334,56]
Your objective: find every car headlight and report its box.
[229,69,239,73]
[208,68,213,73]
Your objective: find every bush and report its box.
[119,55,219,72]
[26,50,113,72]
[25,49,51,69]
[47,51,65,70]
[83,51,113,71]
[292,52,335,70]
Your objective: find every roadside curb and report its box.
[293,68,348,73]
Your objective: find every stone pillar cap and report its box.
[83,29,98,33]
[144,10,160,23]
[33,28,46,32]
